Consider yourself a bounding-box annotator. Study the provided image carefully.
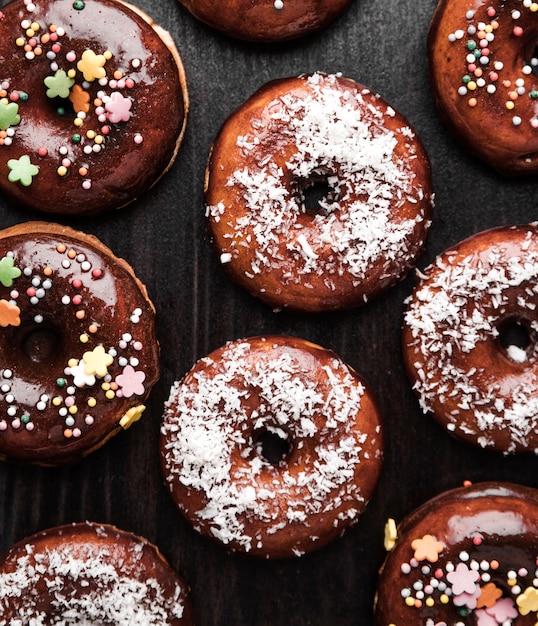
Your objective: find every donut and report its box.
[0,522,194,624]
[205,72,433,313]
[176,0,354,42]
[428,0,538,175]
[374,481,538,626]
[0,221,160,465]
[0,0,189,216]
[403,224,538,455]
[160,335,383,559]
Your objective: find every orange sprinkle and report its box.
[41,33,50,44]
[509,91,518,100]
[491,20,499,29]
[110,382,118,391]
[490,560,499,570]
[88,323,98,333]
[414,599,423,609]
[34,47,42,56]
[44,266,53,276]
[113,70,123,80]
[468,97,477,107]
[64,428,73,438]
[49,23,57,32]
[78,167,88,176]
[474,68,483,78]
[76,310,85,320]
[0,90,6,98]
[57,243,66,253]
[93,98,102,107]
[503,80,512,88]
[67,248,77,259]
[24,44,32,52]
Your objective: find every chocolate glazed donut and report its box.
[0,0,189,215]
[177,0,355,42]
[0,221,160,465]
[0,522,194,624]
[375,481,538,625]
[428,0,537,175]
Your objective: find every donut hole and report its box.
[21,325,63,365]
[498,318,535,363]
[298,175,338,216]
[254,427,292,465]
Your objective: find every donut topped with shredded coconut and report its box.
[160,336,383,558]
[205,72,433,313]
[0,522,193,625]
[403,224,538,454]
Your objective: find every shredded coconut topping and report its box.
[0,528,186,625]
[207,73,431,288]
[161,339,380,553]
[404,227,538,453]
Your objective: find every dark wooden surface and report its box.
[0,0,537,624]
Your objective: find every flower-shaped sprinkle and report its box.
[446,562,480,596]
[485,597,518,622]
[475,608,498,626]
[83,345,113,377]
[477,582,503,609]
[383,518,397,551]
[0,300,20,327]
[410,534,444,563]
[44,70,75,99]
[119,404,145,429]
[69,84,90,113]
[77,49,107,82]
[69,359,96,388]
[7,155,39,186]
[115,364,146,397]
[517,586,538,615]
[104,91,132,123]
[0,101,20,130]
[0,256,21,288]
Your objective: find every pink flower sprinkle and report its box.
[104,91,132,123]
[446,562,480,595]
[115,365,145,398]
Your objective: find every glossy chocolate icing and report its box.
[177,0,354,42]
[0,522,194,624]
[375,482,538,625]
[0,0,188,215]
[428,0,538,175]
[0,222,160,465]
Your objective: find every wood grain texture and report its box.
[0,0,537,624]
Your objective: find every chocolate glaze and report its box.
[0,222,160,465]
[205,73,433,313]
[0,522,194,624]
[403,224,538,454]
[161,335,383,559]
[375,481,538,625]
[428,0,538,176]
[177,0,354,42]
[0,0,188,215]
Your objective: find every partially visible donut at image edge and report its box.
[0,221,160,465]
[375,481,538,625]
[0,0,189,215]
[0,522,194,624]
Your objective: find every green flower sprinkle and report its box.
[44,70,75,99]
[0,101,20,131]
[7,155,39,186]
[0,256,21,288]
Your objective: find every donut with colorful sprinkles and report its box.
[428,0,537,175]
[0,221,160,465]
[0,522,194,624]
[403,224,538,454]
[176,0,354,42]
[205,72,433,313]
[375,481,538,626]
[160,335,383,559]
[0,0,189,215]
